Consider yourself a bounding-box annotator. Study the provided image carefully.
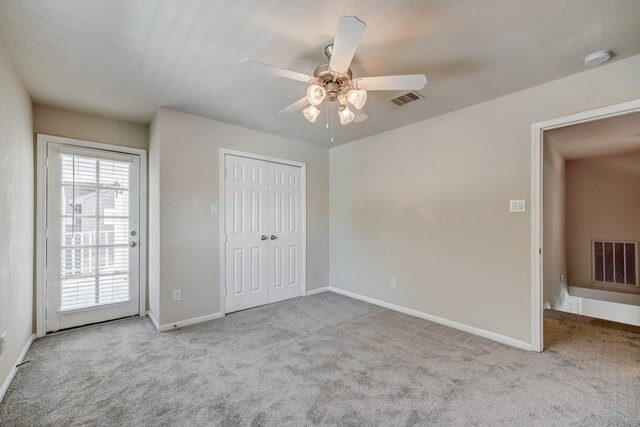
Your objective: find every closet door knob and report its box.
[270,235,277,240]
[261,235,267,240]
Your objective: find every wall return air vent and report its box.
[390,91,424,106]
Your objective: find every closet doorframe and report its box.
[219,148,307,315]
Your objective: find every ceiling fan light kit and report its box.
[347,88,367,110]
[338,104,355,125]
[244,15,427,134]
[303,104,322,123]
[306,84,327,105]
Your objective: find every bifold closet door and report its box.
[225,154,304,313]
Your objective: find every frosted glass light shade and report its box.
[338,105,355,125]
[303,104,322,123]
[306,84,327,106]
[347,89,367,109]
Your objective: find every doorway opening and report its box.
[36,135,147,337]
[531,100,640,351]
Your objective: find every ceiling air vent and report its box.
[390,91,424,106]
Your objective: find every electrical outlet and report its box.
[0,332,5,356]
[560,274,566,283]
[390,278,397,289]
[173,289,182,302]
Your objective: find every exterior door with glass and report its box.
[45,143,140,332]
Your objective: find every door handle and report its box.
[270,235,277,240]
[130,242,137,248]
[261,235,267,240]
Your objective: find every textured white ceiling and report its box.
[1,0,639,146]
[546,111,640,160]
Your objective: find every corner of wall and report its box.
[0,40,35,399]
[147,110,161,322]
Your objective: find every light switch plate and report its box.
[509,199,526,213]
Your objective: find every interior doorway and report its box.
[531,99,640,351]
[220,150,307,314]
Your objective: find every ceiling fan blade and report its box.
[353,74,427,91]
[279,97,309,115]
[353,109,368,123]
[242,59,314,83]
[329,16,366,74]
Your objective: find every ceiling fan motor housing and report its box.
[313,63,353,100]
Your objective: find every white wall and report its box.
[543,141,568,310]
[0,43,33,394]
[149,108,329,325]
[566,150,640,295]
[330,54,640,344]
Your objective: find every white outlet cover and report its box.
[173,289,182,302]
[210,203,219,215]
[391,278,397,289]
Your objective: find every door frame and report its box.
[36,134,148,337]
[530,98,640,352]
[219,148,307,315]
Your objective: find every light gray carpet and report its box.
[1,292,639,426]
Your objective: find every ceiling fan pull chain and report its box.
[326,105,329,129]
[331,103,335,143]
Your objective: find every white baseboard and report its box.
[146,310,160,331]
[0,333,36,403]
[306,286,330,296]
[327,287,532,351]
[147,311,224,332]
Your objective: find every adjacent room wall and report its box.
[566,150,640,295]
[330,54,640,345]
[150,108,329,326]
[543,140,568,310]
[0,43,33,395]
[33,104,148,150]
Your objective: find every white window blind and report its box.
[59,154,132,311]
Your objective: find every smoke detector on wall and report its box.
[583,50,612,67]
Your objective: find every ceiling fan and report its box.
[243,16,427,126]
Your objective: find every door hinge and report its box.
[224,169,228,179]
[224,287,227,297]
[45,157,49,168]
[44,228,48,238]
[539,248,542,255]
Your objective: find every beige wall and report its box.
[0,43,33,392]
[150,108,329,325]
[543,141,568,310]
[33,104,148,150]
[330,54,640,344]
[566,150,640,295]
